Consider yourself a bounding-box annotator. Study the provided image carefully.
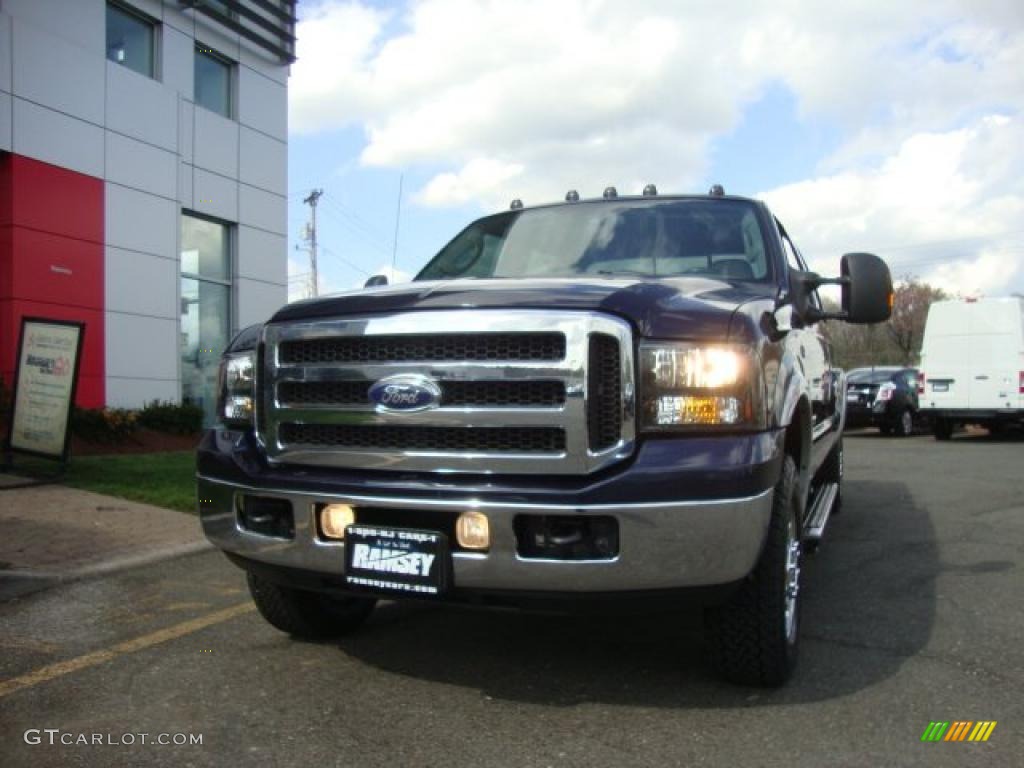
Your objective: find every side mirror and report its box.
[787,252,893,325]
[840,252,892,324]
[364,274,388,288]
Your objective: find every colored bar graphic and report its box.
[922,721,996,742]
[944,721,971,741]
[968,722,997,742]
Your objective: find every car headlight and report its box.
[639,343,765,430]
[217,351,255,428]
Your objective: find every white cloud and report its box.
[293,1,1024,204]
[761,114,1024,296]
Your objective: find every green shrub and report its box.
[71,407,139,443]
[137,400,204,434]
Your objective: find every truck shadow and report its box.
[332,479,937,708]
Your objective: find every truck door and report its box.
[778,223,835,467]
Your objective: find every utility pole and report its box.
[302,188,323,296]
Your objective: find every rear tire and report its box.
[933,418,954,441]
[247,573,376,639]
[706,456,802,687]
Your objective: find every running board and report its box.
[804,482,839,540]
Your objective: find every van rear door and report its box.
[922,302,969,410]
[967,301,1021,410]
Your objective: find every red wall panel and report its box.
[0,154,105,408]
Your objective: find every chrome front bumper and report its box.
[197,475,773,592]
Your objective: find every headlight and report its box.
[639,343,765,429]
[217,351,255,428]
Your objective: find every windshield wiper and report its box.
[594,269,657,278]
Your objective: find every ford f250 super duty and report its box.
[197,186,893,686]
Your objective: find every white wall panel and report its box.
[13,19,105,125]
[105,61,178,150]
[106,377,179,408]
[239,184,286,236]
[193,168,238,222]
[106,131,177,199]
[239,67,286,141]
[3,0,105,54]
[240,49,289,86]
[237,225,286,285]
[13,98,104,178]
[105,246,178,320]
[177,99,194,163]
[0,92,11,152]
[194,106,239,178]
[178,162,194,207]
[0,14,11,93]
[239,126,285,193]
[105,183,178,260]
[236,278,287,330]
[162,24,193,98]
[106,312,179,380]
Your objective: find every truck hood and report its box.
[269,277,776,341]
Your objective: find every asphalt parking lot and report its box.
[1,429,1022,767]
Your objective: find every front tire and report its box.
[247,573,376,640]
[706,456,802,687]
[896,408,914,437]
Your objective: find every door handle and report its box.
[975,375,989,380]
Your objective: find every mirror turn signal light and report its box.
[456,511,490,550]
[320,503,356,540]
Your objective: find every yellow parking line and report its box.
[0,602,255,699]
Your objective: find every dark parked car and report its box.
[845,367,920,436]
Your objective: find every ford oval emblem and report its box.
[368,374,442,412]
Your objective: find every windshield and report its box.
[416,199,771,282]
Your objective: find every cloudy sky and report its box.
[286,0,1024,300]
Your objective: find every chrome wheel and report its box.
[900,409,913,436]
[784,516,801,640]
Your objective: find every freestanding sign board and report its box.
[5,317,85,462]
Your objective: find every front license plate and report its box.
[344,525,449,596]
[846,393,861,402]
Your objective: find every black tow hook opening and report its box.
[236,495,295,540]
[514,515,619,561]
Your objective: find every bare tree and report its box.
[822,275,946,369]
[887,276,947,365]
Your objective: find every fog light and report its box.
[320,504,355,540]
[456,511,490,550]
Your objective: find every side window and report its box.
[777,220,823,311]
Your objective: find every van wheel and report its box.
[706,456,801,687]
[897,409,914,437]
[247,573,376,639]
[933,418,954,441]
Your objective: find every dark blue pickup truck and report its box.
[197,187,892,686]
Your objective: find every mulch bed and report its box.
[71,429,201,455]
[1,420,201,456]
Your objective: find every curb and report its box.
[0,540,214,593]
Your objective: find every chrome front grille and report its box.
[258,310,635,475]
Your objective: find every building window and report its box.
[106,2,156,78]
[195,45,233,118]
[180,213,232,427]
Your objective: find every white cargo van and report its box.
[919,297,1024,439]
